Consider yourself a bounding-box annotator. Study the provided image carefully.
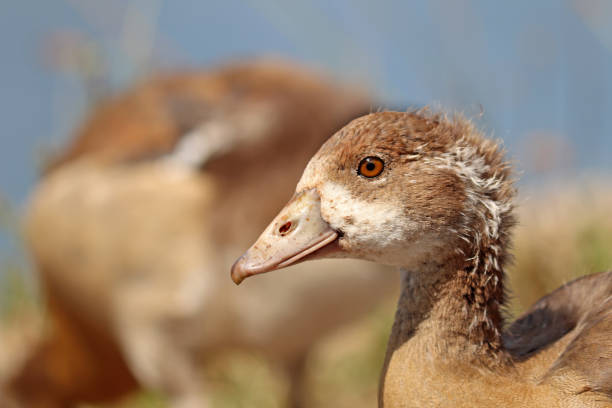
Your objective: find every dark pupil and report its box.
[366,162,376,171]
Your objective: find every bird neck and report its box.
[385,244,511,372]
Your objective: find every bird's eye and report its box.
[358,156,384,178]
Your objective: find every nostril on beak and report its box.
[278,221,293,236]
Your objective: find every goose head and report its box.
[231,110,514,284]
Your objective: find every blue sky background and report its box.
[1,1,611,262]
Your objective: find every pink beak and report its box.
[231,189,339,284]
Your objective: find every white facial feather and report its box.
[318,181,433,266]
[319,181,404,243]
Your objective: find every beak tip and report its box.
[230,256,246,285]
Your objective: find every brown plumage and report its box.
[6,60,399,408]
[505,271,612,396]
[232,110,612,407]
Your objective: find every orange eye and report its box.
[358,156,384,178]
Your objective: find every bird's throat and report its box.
[380,255,511,396]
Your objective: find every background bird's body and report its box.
[7,60,398,408]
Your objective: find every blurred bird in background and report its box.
[3,59,398,408]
